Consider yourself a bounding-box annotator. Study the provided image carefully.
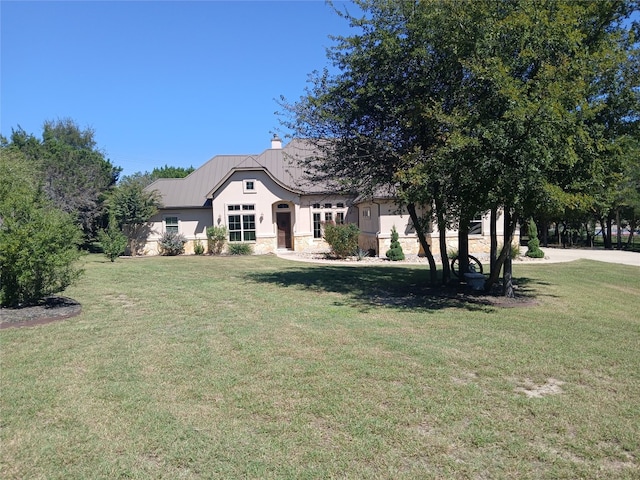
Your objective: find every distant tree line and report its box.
[0,118,193,305]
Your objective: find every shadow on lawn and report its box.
[247,265,543,313]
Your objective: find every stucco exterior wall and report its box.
[211,170,299,239]
[356,200,429,256]
[143,208,211,255]
[140,176,518,258]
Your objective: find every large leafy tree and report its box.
[5,119,121,244]
[106,175,162,255]
[281,0,638,295]
[0,148,83,307]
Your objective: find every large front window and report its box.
[228,205,256,242]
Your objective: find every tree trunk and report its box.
[604,215,613,249]
[434,196,450,284]
[484,208,518,295]
[626,219,637,248]
[502,209,514,298]
[406,203,438,285]
[616,208,622,250]
[490,206,498,278]
[541,219,548,247]
[458,217,470,281]
[438,222,450,285]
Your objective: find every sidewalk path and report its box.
[524,247,639,267]
[277,248,639,267]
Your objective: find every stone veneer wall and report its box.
[376,236,422,257]
[294,234,331,253]
[143,232,517,257]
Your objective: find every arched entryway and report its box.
[275,202,293,250]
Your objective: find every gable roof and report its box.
[146,139,327,208]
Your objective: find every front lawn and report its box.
[1,255,638,479]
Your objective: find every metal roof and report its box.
[145,139,327,208]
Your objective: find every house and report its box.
[141,136,511,256]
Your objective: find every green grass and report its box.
[1,255,639,479]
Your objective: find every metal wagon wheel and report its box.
[450,255,484,278]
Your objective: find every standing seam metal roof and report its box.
[145,139,325,208]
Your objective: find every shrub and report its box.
[0,151,84,307]
[98,221,128,262]
[356,248,370,261]
[525,219,545,258]
[206,225,227,255]
[193,239,205,255]
[386,226,405,261]
[228,243,253,255]
[159,231,187,256]
[323,222,360,259]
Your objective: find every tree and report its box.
[119,165,195,189]
[150,164,195,179]
[282,0,638,296]
[0,149,83,307]
[386,226,405,261]
[525,219,545,258]
[6,119,121,244]
[106,175,162,255]
[98,214,128,262]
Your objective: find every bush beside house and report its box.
[323,223,360,259]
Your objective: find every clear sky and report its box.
[1,0,354,177]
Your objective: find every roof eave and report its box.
[205,166,304,199]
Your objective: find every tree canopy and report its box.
[0,148,83,306]
[3,119,121,244]
[281,0,639,294]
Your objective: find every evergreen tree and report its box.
[525,219,545,258]
[386,226,405,261]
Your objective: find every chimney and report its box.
[271,134,282,149]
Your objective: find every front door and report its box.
[277,212,292,249]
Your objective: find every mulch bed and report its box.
[0,296,82,329]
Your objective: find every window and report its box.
[312,203,321,209]
[336,212,345,224]
[228,205,256,241]
[228,215,242,241]
[243,215,256,241]
[165,216,178,233]
[325,212,333,223]
[324,203,332,209]
[313,213,322,239]
[362,207,371,218]
[243,179,257,193]
[277,203,289,209]
[469,219,482,235]
[336,202,344,208]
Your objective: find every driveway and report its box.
[528,247,639,267]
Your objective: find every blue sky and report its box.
[1,1,354,177]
